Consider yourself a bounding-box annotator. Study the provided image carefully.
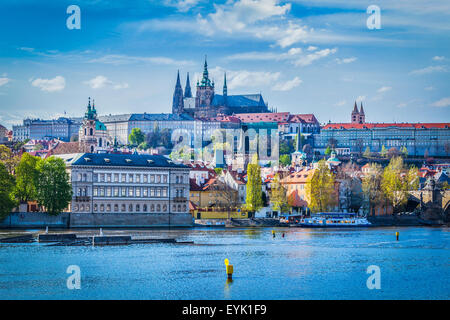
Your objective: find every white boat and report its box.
[298,212,371,228]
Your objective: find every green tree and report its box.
[380,145,387,158]
[214,168,223,175]
[381,156,418,212]
[363,146,371,158]
[0,162,16,221]
[270,173,289,213]
[401,146,408,158]
[279,140,290,155]
[0,145,19,174]
[324,146,332,156]
[362,163,384,215]
[305,160,336,213]
[138,142,149,150]
[129,128,145,147]
[13,153,40,203]
[279,154,291,167]
[33,143,44,151]
[245,154,263,212]
[35,157,72,216]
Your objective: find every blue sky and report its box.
[0,0,449,128]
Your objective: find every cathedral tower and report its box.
[172,70,184,115]
[195,57,215,118]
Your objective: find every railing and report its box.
[173,197,187,202]
[74,196,91,202]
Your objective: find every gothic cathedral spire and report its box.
[184,72,192,98]
[172,70,184,115]
[223,72,227,97]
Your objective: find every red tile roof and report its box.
[234,112,291,123]
[322,123,450,130]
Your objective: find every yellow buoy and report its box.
[396,231,399,241]
[224,259,233,279]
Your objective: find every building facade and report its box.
[65,153,190,215]
[12,117,82,142]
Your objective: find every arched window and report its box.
[90,145,94,152]
[151,204,155,212]
[136,204,140,212]
[156,204,161,212]
[84,128,87,136]
[143,204,147,212]
[129,204,133,212]
[89,128,93,136]
[121,204,126,212]
[114,204,119,212]
[99,138,102,147]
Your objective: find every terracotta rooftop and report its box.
[322,123,450,130]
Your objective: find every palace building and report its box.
[172,57,270,119]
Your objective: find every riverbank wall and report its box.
[0,212,193,228]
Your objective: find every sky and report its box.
[0,0,449,129]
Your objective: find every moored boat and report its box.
[297,212,371,228]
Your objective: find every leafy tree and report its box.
[387,147,400,159]
[0,145,19,174]
[279,154,291,167]
[138,142,149,150]
[270,173,289,213]
[336,162,363,213]
[380,145,387,158]
[214,168,223,175]
[13,153,40,203]
[35,157,72,216]
[305,160,336,213]
[362,163,384,215]
[324,146,332,156]
[128,128,145,147]
[0,162,16,221]
[400,146,408,158]
[363,146,371,158]
[245,154,263,212]
[279,140,290,155]
[381,156,418,212]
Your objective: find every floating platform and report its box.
[0,234,35,243]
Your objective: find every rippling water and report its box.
[0,227,449,300]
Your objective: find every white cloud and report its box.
[31,76,65,92]
[164,0,200,12]
[0,77,11,87]
[89,54,194,66]
[431,97,450,107]
[425,86,434,91]
[432,56,445,61]
[194,66,280,90]
[334,100,347,107]
[336,57,357,64]
[355,95,366,103]
[307,46,317,51]
[409,65,447,75]
[114,82,129,90]
[84,75,112,89]
[397,102,407,108]
[272,76,302,91]
[294,48,337,66]
[377,86,392,93]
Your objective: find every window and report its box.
[150,188,155,197]
[150,175,155,183]
[106,187,112,197]
[151,204,155,212]
[107,174,111,182]
[93,174,98,182]
[163,188,167,197]
[136,188,141,197]
[106,204,111,212]
[136,175,141,183]
[114,204,119,212]
[163,175,167,183]
[157,188,161,197]
[156,204,161,212]
[100,187,105,197]
[143,188,148,197]
[121,204,126,212]
[100,204,104,212]
[128,174,134,182]
[163,204,167,212]
[143,204,147,212]
[129,204,133,212]
[136,204,140,212]
[143,175,148,183]
[156,175,161,183]
[128,188,134,197]
[100,174,105,182]
[114,187,119,197]
[121,174,126,183]
[94,204,98,212]
[114,174,119,182]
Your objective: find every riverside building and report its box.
[63,153,190,216]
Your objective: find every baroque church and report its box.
[78,98,112,153]
[172,58,270,119]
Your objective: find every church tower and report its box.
[184,72,192,98]
[79,98,99,153]
[351,101,359,124]
[359,102,365,124]
[172,70,184,115]
[195,57,215,118]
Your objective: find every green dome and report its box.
[96,120,107,131]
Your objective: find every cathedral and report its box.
[172,58,270,119]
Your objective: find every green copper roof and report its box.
[96,120,107,131]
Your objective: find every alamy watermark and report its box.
[367,5,381,30]
[66,5,81,30]
[66,265,81,289]
[366,265,381,290]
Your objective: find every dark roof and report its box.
[129,113,194,121]
[71,153,188,168]
[212,94,266,108]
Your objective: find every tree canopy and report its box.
[0,162,16,221]
[35,157,72,216]
[270,173,289,213]
[245,154,263,212]
[128,128,145,147]
[305,160,336,213]
[13,153,40,203]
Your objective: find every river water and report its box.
[0,227,448,300]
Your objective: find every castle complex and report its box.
[172,58,270,119]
